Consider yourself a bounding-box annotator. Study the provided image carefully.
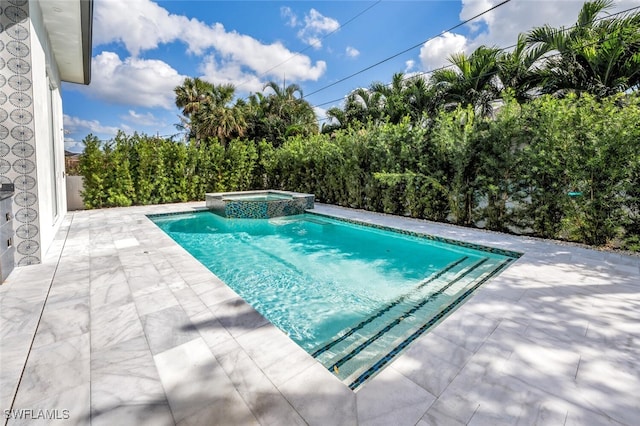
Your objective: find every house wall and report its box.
[0,1,67,266]
[29,0,67,260]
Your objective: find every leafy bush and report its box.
[79,93,640,251]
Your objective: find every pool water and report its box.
[150,211,519,389]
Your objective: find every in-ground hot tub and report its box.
[205,190,314,218]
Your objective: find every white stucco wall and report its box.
[28,1,67,258]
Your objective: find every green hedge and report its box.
[79,93,640,251]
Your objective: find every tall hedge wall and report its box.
[79,93,640,251]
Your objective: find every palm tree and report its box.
[321,107,346,134]
[431,46,501,116]
[371,72,413,124]
[497,34,547,102]
[345,87,384,126]
[261,81,318,146]
[196,83,247,147]
[174,77,214,141]
[403,75,440,121]
[527,0,640,97]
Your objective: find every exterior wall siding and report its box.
[0,0,42,265]
[29,0,67,260]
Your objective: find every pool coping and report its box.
[148,208,521,391]
[1,201,639,425]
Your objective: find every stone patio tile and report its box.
[209,296,270,339]
[13,334,90,407]
[235,323,316,387]
[420,360,503,425]
[213,338,307,425]
[513,396,571,426]
[465,374,550,426]
[133,286,180,317]
[391,345,470,398]
[89,255,121,275]
[0,339,32,412]
[6,382,90,426]
[357,366,435,426]
[279,361,357,426]
[171,287,209,318]
[31,299,89,349]
[186,308,234,351]
[140,305,199,355]
[2,202,639,425]
[573,356,640,426]
[90,302,145,352]
[90,267,132,307]
[154,338,257,424]
[418,407,467,426]
[91,334,166,413]
[198,285,240,307]
[0,300,45,340]
[431,311,501,353]
[91,403,175,426]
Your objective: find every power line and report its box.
[315,27,640,123]
[303,0,513,99]
[312,4,640,115]
[234,1,382,91]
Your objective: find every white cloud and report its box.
[205,27,327,81]
[460,0,640,52]
[460,0,497,33]
[121,110,162,127]
[198,54,264,94]
[419,32,468,70]
[63,114,121,136]
[281,6,297,27]
[313,105,328,124]
[81,52,184,109]
[64,137,84,153]
[297,9,340,48]
[93,0,184,57]
[405,60,416,72]
[346,46,360,58]
[417,0,640,73]
[94,0,327,83]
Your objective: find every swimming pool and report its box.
[150,211,520,389]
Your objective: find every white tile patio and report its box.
[0,202,638,425]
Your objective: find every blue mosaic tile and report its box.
[329,258,490,372]
[347,258,513,390]
[311,255,469,358]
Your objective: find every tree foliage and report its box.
[80,2,640,252]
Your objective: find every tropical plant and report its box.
[174,77,214,141]
[259,82,318,146]
[527,0,640,97]
[431,46,501,116]
[497,34,547,102]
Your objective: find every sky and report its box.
[61,0,640,152]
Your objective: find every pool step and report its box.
[321,259,491,371]
[312,256,512,389]
[311,256,470,361]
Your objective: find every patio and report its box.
[1,202,638,425]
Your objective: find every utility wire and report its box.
[234,1,382,91]
[303,0,513,99]
[315,21,640,122]
[312,4,640,115]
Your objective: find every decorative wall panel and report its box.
[0,1,41,265]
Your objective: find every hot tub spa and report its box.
[205,190,314,218]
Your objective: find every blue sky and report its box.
[61,0,640,152]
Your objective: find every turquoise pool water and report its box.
[150,211,519,389]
